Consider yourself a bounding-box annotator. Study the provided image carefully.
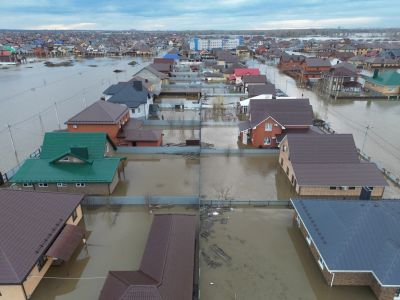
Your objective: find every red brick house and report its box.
[238,99,315,148]
[66,100,130,144]
[299,57,331,83]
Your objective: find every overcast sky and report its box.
[0,0,398,30]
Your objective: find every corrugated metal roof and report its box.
[46,224,84,261]
[11,158,120,183]
[66,100,129,125]
[287,134,360,164]
[99,214,196,300]
[0,190,83,284]
[292,199,400,286]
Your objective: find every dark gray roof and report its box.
[248,83,276,97]
[99,214,196,300]
[292,162,388,186]
[286,134,388,187]
[305,57,331,67]
[248,99,313,127]
[123,129,162,142]
[292,199,400,286]
[104,81,152,109]
[286,134,360,164]
[149,63,171,73]
[66,100,128,125]
[243,75,267,85]
[0,190,83,284]
[216,51,238,64]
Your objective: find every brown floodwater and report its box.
[199,208,377,300]
[113,154,200,196]
[201,126,241,149]
[31,205,197,300]
[200,154,296,201]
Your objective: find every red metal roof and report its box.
[234,68,260,77]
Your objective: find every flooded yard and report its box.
[113,154,200,196]
[199,208,377,300]
[200,154,295,201]
[201,126,240,148]
[31,205,197,300]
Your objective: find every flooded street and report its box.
[0,56,152,171]
[199,208,377,300]
[31,205,197,300]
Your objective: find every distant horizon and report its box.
[0,0,399,31]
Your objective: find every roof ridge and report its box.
[99,100,120,122]
[0,242,19,282]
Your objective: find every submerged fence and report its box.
[83,195,292,208]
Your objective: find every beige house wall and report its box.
[0,285,26,300]
[18,182,112,195]
[22,257,54,299]
[66,204,83,226]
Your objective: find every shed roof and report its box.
[99,214,196,300]
[292,199,400,286]
[0,190,83,284]
[66,100,129,125]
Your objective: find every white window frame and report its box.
[264,137,271,145]
[306,235,312,245]
[75,183,86,188]
[57,183,67,188]
[38,183,48,188]
[72,125,78,129]
[318,257,325,270]
[265,123,273,131]
[23,183,33,187]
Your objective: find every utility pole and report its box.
[361,125,372,154]
[54,102,61,130]
[38,113,45,135]
[7,124,19,164]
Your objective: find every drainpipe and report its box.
[330,272,335,287]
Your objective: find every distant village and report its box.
[1,29,400,300]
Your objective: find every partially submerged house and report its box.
[99,214,197,300]
[364,70,400,96]
[238,99,315,148]
[0,190,84,300]
[66,100,130,144]
[132,65,169,95]
[279,134,387,197]
[104,80,154,119]
[11,132,124,195]
[292,199,400,300]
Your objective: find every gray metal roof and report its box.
[292,199,400,286]
[0,190,83,284]
[305,57,331,67]
[66,100,129,124]
[104,81,152,109]
[242,75,267,84]
[248,83,276,97]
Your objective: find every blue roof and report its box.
[292,199,400,286]
[163,53,179,60]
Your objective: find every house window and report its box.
[71,209,78,222]
[131,108,135,114]
[340,186,349,191]
[76,183,86,188]
[306,235,312,245]
[37,255,47,272]
[329,186,336,190]
[23,183,33,187]
[38,183,48,188]
[282,145,287,152]
[368,187,374,190]
[57,183,67,188]
[395,288,400,297]
[264,137,271,145]
[265,123,273,131]
[349,187,356,190]
[137,107,141,113]
[296,215,301,227]
[60,156,70,162]
[72,125,78,129]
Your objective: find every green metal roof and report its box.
[40,132,115,159]
[11,158,120,183]
[365,71,400,87]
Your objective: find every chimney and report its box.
[133,80,143,91]
[373,69,379,79]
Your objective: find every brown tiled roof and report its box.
[99,214,197,300]
[0,190,83,284]
[66,100,129,125]
[248,99,313,127]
